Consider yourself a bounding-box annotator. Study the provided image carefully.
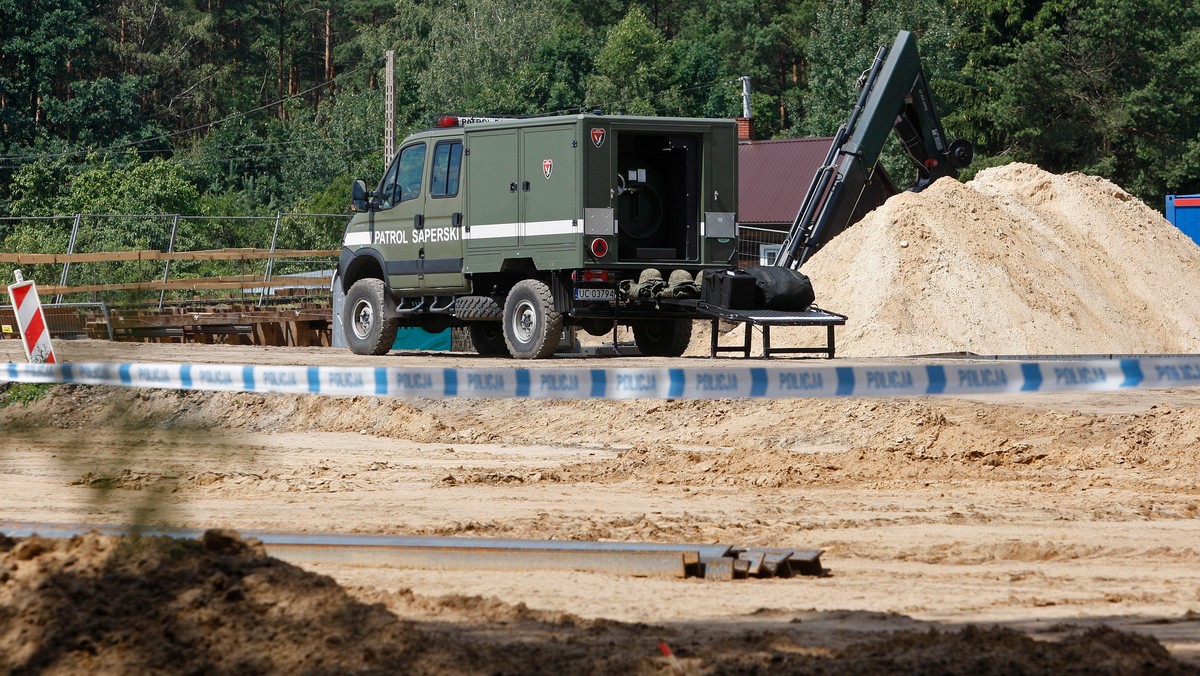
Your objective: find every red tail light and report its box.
[572,269,609,283]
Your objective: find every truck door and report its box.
[419,138,467,291]
[465,129,519,264]
[520,126,578,260]
[375,141,427,292]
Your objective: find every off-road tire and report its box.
[502,279,563,359]
[632,319,692,357]
[455,295,503,320]
[469,322,510,356]
[343,278,399,355]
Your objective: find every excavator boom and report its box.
[776,30,973,269]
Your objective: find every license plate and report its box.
[573,287,617,302]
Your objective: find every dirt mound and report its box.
[2,532,1191,674]
[0,531,427,674]
[10,385,1200,492]
[797,163,1200,356]
[827,624,1187,675]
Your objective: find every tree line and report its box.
[1,0,1198,252]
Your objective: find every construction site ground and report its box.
[2,338,1199,673]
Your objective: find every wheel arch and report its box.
[338,247,388,294]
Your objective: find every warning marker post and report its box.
[7,270,57,364]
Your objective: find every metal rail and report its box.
[0,521,824,581]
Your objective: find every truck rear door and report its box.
[520,125,579,263]
[464,129,520,264]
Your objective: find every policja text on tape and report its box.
[4,358,1200,400]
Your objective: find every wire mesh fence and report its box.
[735,225,788,268]
[0,302,113,341]
[0,213,347,308]
[2,216,793,311]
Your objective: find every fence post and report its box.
[158,214,181,310]
[56,214,82,304]
[259,212,282,306]
[100,301,114,341]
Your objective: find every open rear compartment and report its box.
[614,132,700,263]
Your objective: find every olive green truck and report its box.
[336,113,741,359]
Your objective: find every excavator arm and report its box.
[775,30,973,269]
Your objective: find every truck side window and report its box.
[430,141,463,198]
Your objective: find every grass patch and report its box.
[0,382,55,408]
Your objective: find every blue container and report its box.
[392,327,451,351]
[1166,194,1200,247]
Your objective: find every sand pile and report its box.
[798,163,1200,356]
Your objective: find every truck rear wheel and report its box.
[344,278,399,355]
[632,319,692,357]
[469,322,509,356]
[503,279,563,359]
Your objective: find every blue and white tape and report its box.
[4,358,1200,399]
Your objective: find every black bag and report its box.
[701,269,757,309]
[744,266,816,311]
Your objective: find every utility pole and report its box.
[384,49,396,170]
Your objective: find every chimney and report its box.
[737,76,754,141]
[736,117,755,141]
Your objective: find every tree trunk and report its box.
[278,0,286,118]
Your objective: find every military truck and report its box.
[336,113,740,359]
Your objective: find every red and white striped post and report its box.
[7,270,57,364]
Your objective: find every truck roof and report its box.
[417,113,736,135]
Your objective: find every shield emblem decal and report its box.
[543,159,553,179]
[590,128,605,148]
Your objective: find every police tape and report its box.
[4,358,1200,399]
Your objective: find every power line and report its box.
[0,145,383,171]
[0,57,384,164]
[170,146,383,165]
[1,70,740,170]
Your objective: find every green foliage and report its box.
[0,0,1197,226]
[586,8,672,115]
[0,383,55,408]
[9,153,199,218]
[961,0,1200,201]
[418,0,559,116]
[677,0,816,135]
[798,0,963,187]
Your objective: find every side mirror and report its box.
[350,178,371,212]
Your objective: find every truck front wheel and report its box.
[344,278,399,355]
[503,279,563,359]
[632,319,692,357]
[469,322,509,356]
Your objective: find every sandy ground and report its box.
[2,338,1200,672]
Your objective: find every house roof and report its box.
[737,136,900,227]
[737,137,834,225]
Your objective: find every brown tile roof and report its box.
[737,137,834,225]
